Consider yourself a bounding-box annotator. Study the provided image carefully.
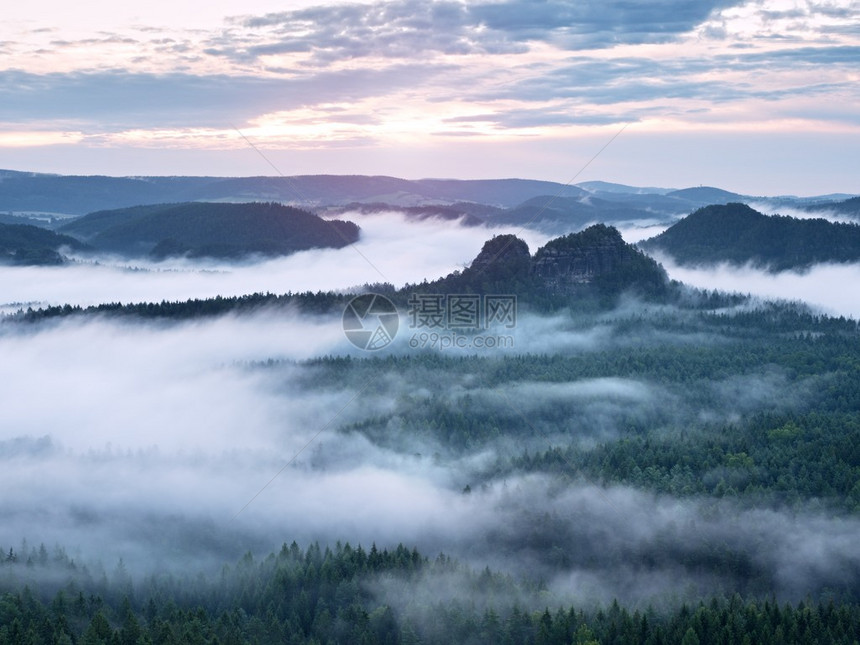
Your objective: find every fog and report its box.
[748,200,859,225]
[1,211,858,609]
[0,212,549,311]
[615,220,671,244]
[1,304,854,605]
[657,254,860,318]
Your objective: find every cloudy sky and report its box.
[1,0,858,194]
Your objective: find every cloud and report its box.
[0,212,550,310]
[445,107,631,129]
[0,66,448,129]
[232,0,746,66]
[657,254,860,319]
[617,221,671,243]
[0,257,855,602]
[2,0,858,189]
[470,0,745,47]
[747,200,860,224]
[475,46,860,112]
[231,0,528,63]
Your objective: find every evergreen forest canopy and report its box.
[0,202,360,264]
[2,182,860,643]
[3,289,860,643]
[640,203,860,271]
[3,540,860,644]
[0,222,88,266]
[57,202,360,260]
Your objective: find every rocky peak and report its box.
[466,234,531,277]
[443,224,667,299]
[532,224,631,288]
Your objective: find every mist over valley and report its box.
[2,172,860,643]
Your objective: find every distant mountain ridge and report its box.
[2,169,856,237]
[640,203,860,271]
[0,171,578,215]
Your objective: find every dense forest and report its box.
[640,203,860,270]
[57,202,359,260]
[0,222,87,266]
[4,223,676,324]
[3,214,860,642]
[3,540,860,644]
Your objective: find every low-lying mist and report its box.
[748,200,860,225]
[656,254,860,318]
[1,298,856,606]
[0,212,549,311]
[2,209,859,611]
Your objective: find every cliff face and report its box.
[428,224,668,300]
[532,224,632,289]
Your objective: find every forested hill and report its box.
[58,201,359,259]
[0,222,88,266]
[640,202,860,271]
[805,195,860,218]
[421,224,670,304]
[8,225,673,323]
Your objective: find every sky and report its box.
[1,0,858,195]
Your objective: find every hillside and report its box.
[59,201,359,259]
[486,194,657,234]
[12,225,672,325]
[0,170,213,216]
[805,195,860,218]
[6,169,856,239]
[421,223,669,303]
[532,223,669,297]
[640,202,860,270]
[665,186,744,203]
[0,222,88,265]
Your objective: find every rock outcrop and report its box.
[424,224,668,301]
[532,224,632,288]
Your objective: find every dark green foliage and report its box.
[4,199,860,643]
[427,233,536,296]
[1,542,859,644]
[641,202,860,270]
[59,201,359,259]
[7,291,352,323]
[294,301,860,513]
[411,224,672,306]
[805,196,860,218]
[0,222,87,265]
[533,224,669,298]
[4,224,677,324]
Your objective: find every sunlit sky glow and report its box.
[1,0,858,194]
